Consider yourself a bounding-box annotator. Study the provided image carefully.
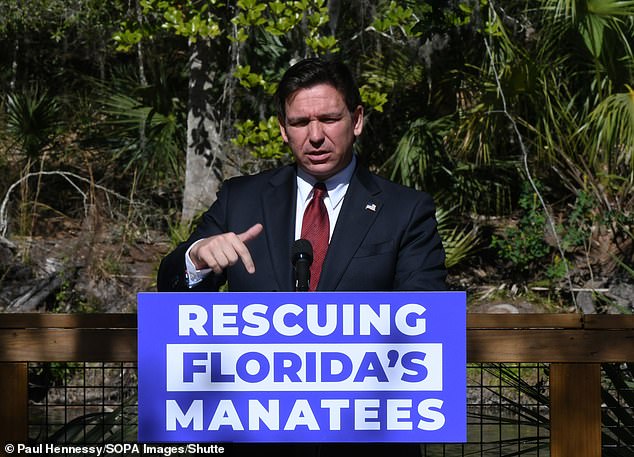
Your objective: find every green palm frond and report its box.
[436,206,480,269]
[582,85,634,169]
[6,85,61,160]
[100,91,184,182]
[388,116,453,189]
[544,0,634,62]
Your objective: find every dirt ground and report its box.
[1,212,171,313]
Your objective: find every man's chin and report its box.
[297,153,352,180]
[300,161,335,179]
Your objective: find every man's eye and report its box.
[289,120,309,127]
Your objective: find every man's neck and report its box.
[296,155,357,188]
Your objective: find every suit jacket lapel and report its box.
[318,166,382,290]
[261,165,296,291]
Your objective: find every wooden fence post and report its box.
[0,362,28,447]
[550,363,602,457]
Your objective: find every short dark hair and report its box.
[275,58,362,122]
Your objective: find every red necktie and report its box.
[301,183,329,291]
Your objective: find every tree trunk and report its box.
[136,0,148,155]
[181,38,225,224]
[10,38,19,91]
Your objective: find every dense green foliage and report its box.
[1,0,633,303]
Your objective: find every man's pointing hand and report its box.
[189,223,264,274]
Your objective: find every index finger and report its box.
[234,223,264,273]
[237,223,264,243]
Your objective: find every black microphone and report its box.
[291,239,313,292]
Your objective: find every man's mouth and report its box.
[306,150,330,161]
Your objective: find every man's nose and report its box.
[308,121,325,142]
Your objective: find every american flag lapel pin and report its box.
[365,202,377,212]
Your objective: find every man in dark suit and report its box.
[157,58,446,457]
[157,58,446,293]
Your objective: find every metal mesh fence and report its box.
[25,362,634,456]
[601,362,634,455]
[28,362,137,444]
[422,363,550,456]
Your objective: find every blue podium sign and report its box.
[137,291,466,443]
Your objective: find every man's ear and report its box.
[353,105,364,137]
[278,116,289,143]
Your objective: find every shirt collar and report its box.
[296,155,357,210]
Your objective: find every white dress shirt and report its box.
[294,155,356,241]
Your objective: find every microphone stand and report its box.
[291,239,313,292]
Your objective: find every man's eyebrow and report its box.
[286,114,309,122]
[286,110,346,122]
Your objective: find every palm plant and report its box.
[385,116,482,268]
[388,116,454,192]
[435,0,634,285]
[535,0,634,157]
[454,0,634,188]
[101,92,183,180]
[584,87,634,171]
[534,0,634,271]
[5,85,61,161]
[436,206,480,269]
[388,114,518,215]
[94,64,187,191]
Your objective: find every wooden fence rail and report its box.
[1,313,633,456]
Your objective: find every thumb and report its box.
[238,223,264,243]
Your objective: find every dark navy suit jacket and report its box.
[157,163,447,292]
